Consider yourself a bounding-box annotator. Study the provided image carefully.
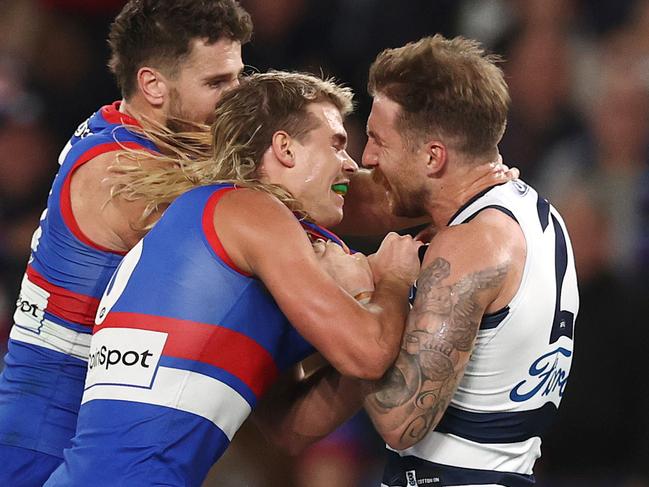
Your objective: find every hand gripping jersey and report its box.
[45,184,347,487]
[0,102,157,458]
[383,180,579,487]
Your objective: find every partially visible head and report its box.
[114,71,356,228]
[367,34,509,157]
[363,34,509,216]
[108,0,252,125]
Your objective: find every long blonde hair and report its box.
[110,71,354,229]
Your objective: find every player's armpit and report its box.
[364,224,511,450]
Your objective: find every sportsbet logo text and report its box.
[88,346,154,370]
[85,327,168,390]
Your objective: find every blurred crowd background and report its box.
[1,0,648,485]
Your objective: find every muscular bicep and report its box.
[214,189,375,375]
[365,227,510,449]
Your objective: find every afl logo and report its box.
[406,470,417,486]
[512,179,529,195]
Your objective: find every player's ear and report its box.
[270,131,296,168]
[137,67,168,108]
[425,140,447,176]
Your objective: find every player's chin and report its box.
[333,195,346,218]
[318,205,344,228]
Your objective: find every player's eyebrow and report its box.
[203,66,245,83]
[332,132,347,149]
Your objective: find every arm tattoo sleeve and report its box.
[369,257,508,445]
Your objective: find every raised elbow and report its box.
[379,419,439,451]
[384,432,416,451]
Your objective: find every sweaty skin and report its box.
[364,209,526,450]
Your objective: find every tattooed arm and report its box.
[364,217,522,450]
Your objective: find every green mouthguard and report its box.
[332,183,348,195]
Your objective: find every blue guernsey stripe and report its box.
[69,400,229,487]
[480,306,509,330]
[549,215,574,344]
[462,204,518,224]
[383,450,535,487]
[536,195,550,231]
[41,312,93,334]
[436,403,557,444]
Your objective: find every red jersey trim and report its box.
[100,102,141,127]
[59,141,151,256]
[302,224,351,254]
[26,265,99,327]
[96,311,279,398]
[202,187,253,277]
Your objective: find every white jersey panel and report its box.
[448,180,578,415]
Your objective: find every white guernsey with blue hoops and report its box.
[382,180,579,487]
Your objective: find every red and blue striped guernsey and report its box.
[45,184,345,487]
[0,102,157,460]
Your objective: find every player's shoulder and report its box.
[428,209,524,271]
[468,206,526,256]
[211,187,309,254]
[70,150,126,197]
[214,186,297,223]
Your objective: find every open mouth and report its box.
[331,183,349,195]
[372,169,390,190]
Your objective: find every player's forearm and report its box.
[320,277,411,381]
[362,348,425,450]
[254,366,364,455]
[363,356,449,450]
[363,314,477,450]
[364,276,413,375]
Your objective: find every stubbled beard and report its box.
[392,182,428,218]
[374,168,427,218]
[166,116,193,133]
[166,89,201,133]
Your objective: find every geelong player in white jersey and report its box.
[358,35,579,487]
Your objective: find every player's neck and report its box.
[119,97,166,126]
[426,157,507,227]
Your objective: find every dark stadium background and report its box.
[1,1,648,485]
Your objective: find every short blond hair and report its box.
[110,71,354,228]
[368,34,509,156]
